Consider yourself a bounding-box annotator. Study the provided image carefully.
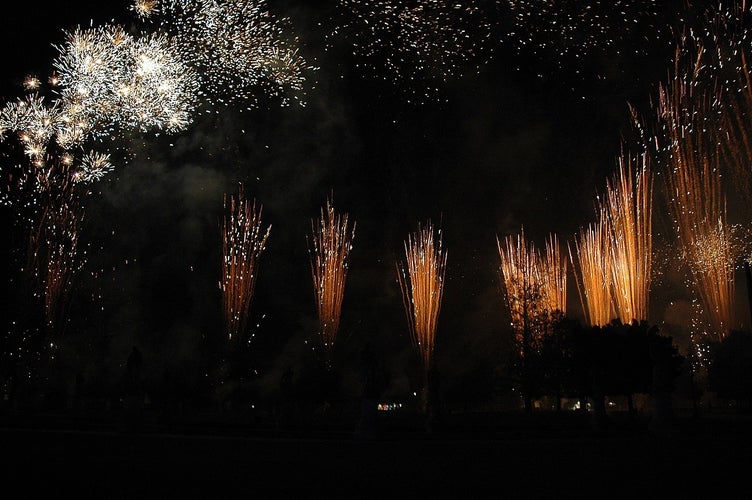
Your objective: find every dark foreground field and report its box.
[1,406,750,498]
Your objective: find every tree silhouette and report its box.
[708,330,752,408]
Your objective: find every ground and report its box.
[1,405,749,497]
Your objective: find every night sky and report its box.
[1,1,739,401]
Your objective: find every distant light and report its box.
[377,403,403,411]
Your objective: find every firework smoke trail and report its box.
[333,0,493,102]
[497,230,565,354]
[220,185,271,341]
[144,0,310,107]
[307,195,356,360]
[603,153,653,324]
[397,221,447,373]
[570,212,613,327]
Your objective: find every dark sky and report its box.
[2,1,731,396]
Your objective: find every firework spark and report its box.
[626,1,752,344]
[397,221,447,372]
[13,160,88,332]
[603,153,653,324]
[498,229,566,354]
[659,53,736,340]
[503,0,661,76]
[570,212,613,327]
[73,151,114,184]
[333,0,493,102]
[1,22,199,180]
[2,0,310,186]
[708,2,752,218]
[307,195,356,360]
[220,184,271,341]
[132,0,159,18]
[53,25,199,135]
[0,95,61,166]
[541,233,567,316]
[43,196,85,330]
[150,0,309,107]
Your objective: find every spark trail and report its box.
[397,221,447,372]
[220,184,271,341]
[498,229,566,353]
[308,195,356,361]
[603,153,653,324]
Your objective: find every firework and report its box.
[333,0,493,102]
[541,233,567,316]
[498,229,566,354]
[603,153,653,324]
[0,96,61,166]
[132,0,159,18]
[723,51,752,212]
[626,1,749,341]
[43,196,85,330]
[14,159,87,332]
[570,212,613,327]
[150,0,309,107]
[503,0,661,74]
[2,0,309,185]
[655,50,736,340]
[709,2,752,218]
[397,221,447,372]
[307,195,356,360]
[53,25,199,135]
[73,151,114,184]
[0,23,199,178]
[220,184,271,341]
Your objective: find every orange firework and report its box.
[541,233,567,316]
[657,55,735,340]
[723,49,752,210]
[397,221,447,373]
[220,184,271,341]
[498,229,566,353]
[307,195,356,360]
[571,211,614,327]
[603,153,653,324]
